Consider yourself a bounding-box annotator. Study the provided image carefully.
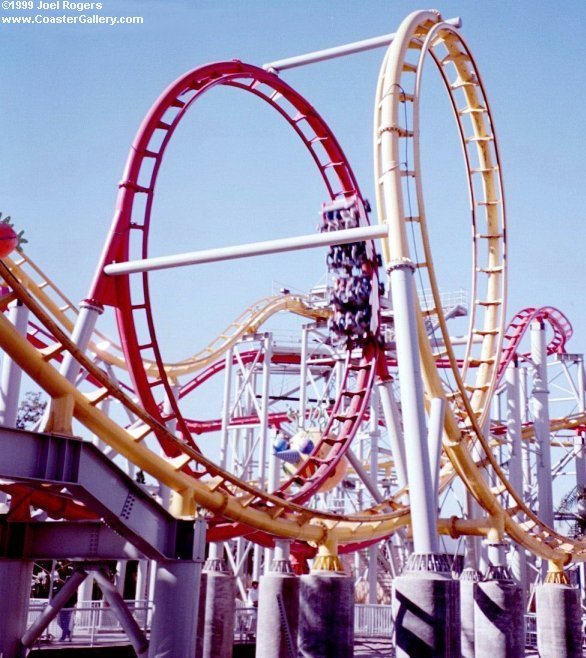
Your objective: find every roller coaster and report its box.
[0,8,585,657]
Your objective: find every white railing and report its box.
[27,599,151,645]
[418,288,468,313]
[234,606,257,642]
[26,599,585,648]
[354,604,393,637]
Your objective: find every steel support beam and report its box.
[0,428,196,560]
[103,224,389,276]
[0,518,146,560]
[262,17,461,72]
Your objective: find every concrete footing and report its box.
[392,571,460,658]
[0,559,33,658]
[149,560,202,658]
[298,572,354,658]
[201,570,236,658]
[536,583,582,658]
[473,579,524,658]
[194,571,207,658]
[256,572,299,658]
[459,568,481,658]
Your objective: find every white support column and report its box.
[377,379,408,491]
[259,335,273,493]
[387,260,437,555]
[530,321,554,531]
[265,427,281,574]
[427,397,445,505]
[258,334,273,575]
[0,300,29,427]
[519,365,532,491]
[367,388,380,604]
[575,356,586,491]
[135,560,148,606]
[505,361,524,495]
[160,385,179,511]
[574,356,586,605]
[505,360,527,593]
[59,300,103,383]
[219,347,234,470]
[299,325,310,429]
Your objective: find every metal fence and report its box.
[354,604,393,637]
[26,600,585,649]
[27,599,151,646]
[234,607,257,642]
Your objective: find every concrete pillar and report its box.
[148,560,202,658]
[257,573,299,658]
[473,579,525,658]
[201,569,235,658]
[536,583,582,658]
[194,571,207,658]
[392,567,460,658]
[459,568,481,658]
[298,572,354,658]
[0,559,33,658]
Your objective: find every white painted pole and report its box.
[388,260,438,555]
[0,300,29,427]
[368,388,380,604]
[377,379,408,491]
[427,397,446,505]
[505,360,527,592]
[505,361,524,497]
[262,17,461,72]
[575,356,586,491]
[59,301,103,383]
[530,321,554,531]
[299,325,310,430]
[219,346,234,471]
[520,365,532,490]
[103,224,389,277]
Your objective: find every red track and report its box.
[497,306,573,379]
[83,61,383,513]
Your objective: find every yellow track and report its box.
[374,10,586,567]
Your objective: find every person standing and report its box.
[57,589,78,642]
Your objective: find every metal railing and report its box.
[234,606,257,642]
[26,599,586,648]
[27,599,151,646]
[354,604,393,637]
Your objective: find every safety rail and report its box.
[354,604,393,637]
[27,600,151,646]
[26,600,586,647]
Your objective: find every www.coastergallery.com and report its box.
[1,13,143,24]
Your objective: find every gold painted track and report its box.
[374,10,586,566]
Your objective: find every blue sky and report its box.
[1,0,584,369]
